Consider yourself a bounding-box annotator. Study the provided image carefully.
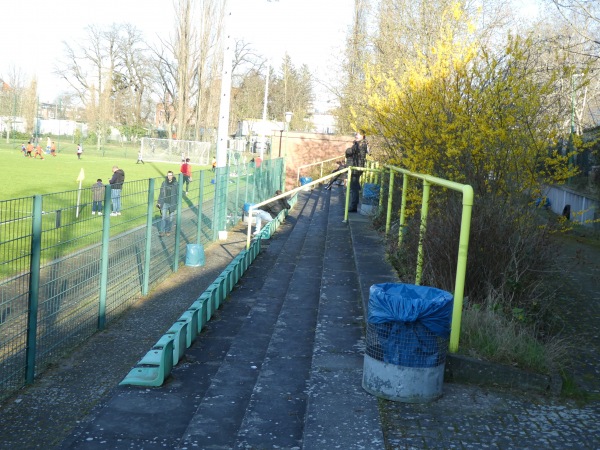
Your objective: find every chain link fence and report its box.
[0,158,284,400]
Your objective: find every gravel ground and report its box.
[552,231,600,396]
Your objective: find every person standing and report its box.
[77,144,83,159]
[109,165,125,216]
[180,158,192,194]
[136,150,145,164]
[157,171,179,236]
[50,141,57,156]
[26,141,33,158]
[349,130,369,212]
[325,160,347,190]
[91,179,105,215]
[21,143,27,157]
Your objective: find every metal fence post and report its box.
[415,179,431,285]
[25,195,42,384]
[98,185,112,330]
[174,174,183,273]
[142,178,155,296]
[449,185,474,352]
[245,163,250,206]
[343,168,352,222]
[234,166,241,224]
[212,166,228,241]
[386,170,395,234]
[197,171,205,245]
[398,175,408,247]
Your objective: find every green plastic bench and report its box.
[119,336,174,387]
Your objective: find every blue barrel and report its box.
[299,177,312,186]
[185,244,205,267]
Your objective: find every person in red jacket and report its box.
[180,158,192,195]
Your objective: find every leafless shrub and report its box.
[386,192,563,321]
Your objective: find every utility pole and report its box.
[216,7,233,169]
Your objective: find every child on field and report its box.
[91,179,105,215]
[34,144,45,159]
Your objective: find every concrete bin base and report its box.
[360,203,376,215]
[362,354,445,403]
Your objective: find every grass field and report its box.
[0,140,209,200]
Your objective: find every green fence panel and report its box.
[0,159,284,400]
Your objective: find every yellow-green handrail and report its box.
[296,155,344,186]
[341,165,381,222]
[245,170,350,250]
[384,165,473,353]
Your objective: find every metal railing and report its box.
[296,155,344,186]
[281,163,473,354]
[383,166,473,353]
[0,159,283,400]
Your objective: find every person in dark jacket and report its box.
[91,179,105,215]
[109,166,125,216]
[325,160,348,190]
[265,190,291,216]
[157,171,179,236]
[349,130,369,212]
[252,190,291,237]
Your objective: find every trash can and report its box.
[299,177,312,191]
[360,183,380,215]
[362,283,453,403]
[185,244,205,267]
[243,203,256,224]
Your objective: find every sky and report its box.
[0,0,355,106]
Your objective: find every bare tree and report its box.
[269,55,314,130]
[192,0,227,141]
[0,67,27,140]
[56,23,155,145]
[23,79,38,138]
[150,0,226,142]
[229,40,269,131]
[549,0,600,47]
[115,24,155,132]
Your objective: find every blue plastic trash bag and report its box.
[368,283,453,367]
[535,197,551,209]
[363,183,380,200]
[300,177,312,186]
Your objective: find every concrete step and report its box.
[58,188,386,449]
[180,190,328,448]
[233,189,330,448]
[303,188,385,449]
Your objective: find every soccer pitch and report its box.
[0,141,209,201]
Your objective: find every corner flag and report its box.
[76,168,85,182]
